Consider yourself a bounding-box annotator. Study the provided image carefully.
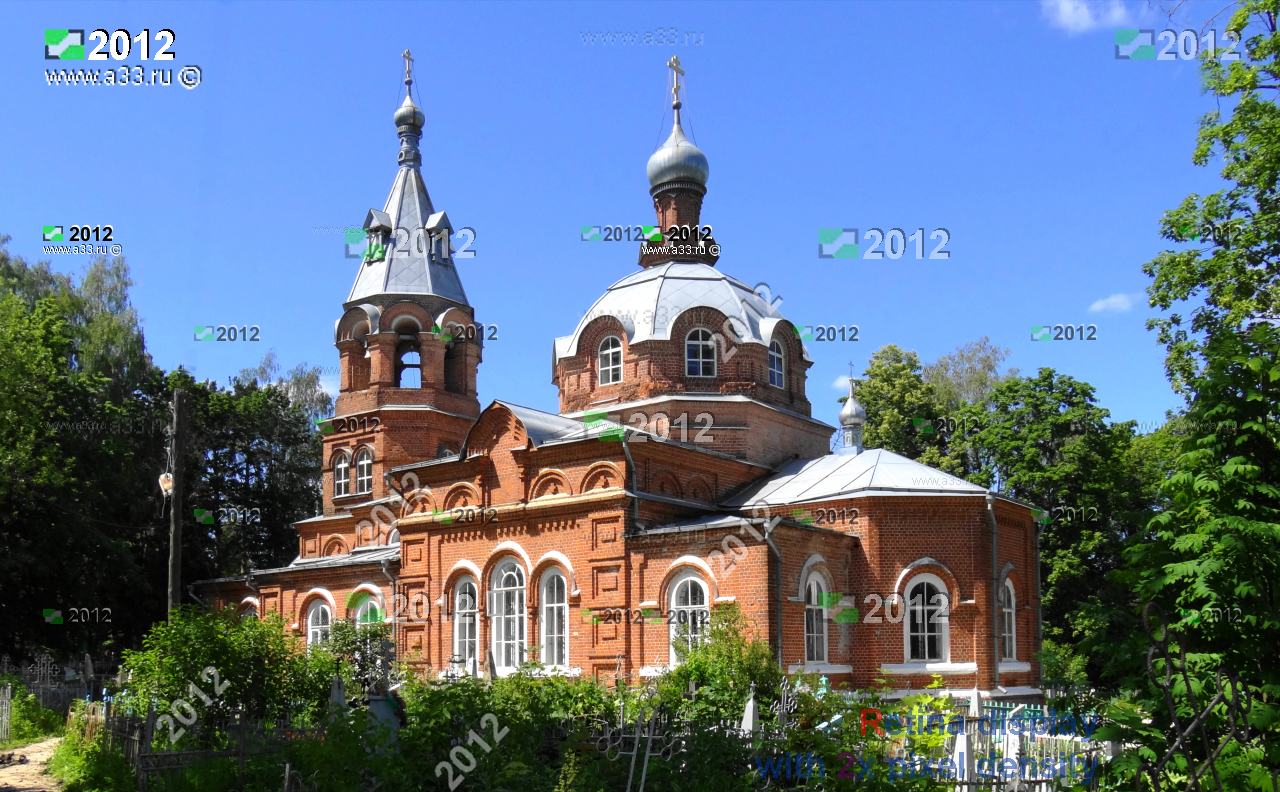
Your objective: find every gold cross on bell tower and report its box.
[666,55,685,104]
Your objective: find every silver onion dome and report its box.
[394,93,424,128]
[646,100,709,188]
[839,381,867,426]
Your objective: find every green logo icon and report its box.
[793,325,813,341]
[343,226,365,245]
[818,591,843,609]
[316,418,335,435]
[432,508,454,525]
[834,606,860,625]
[818,228,861,260]
[1030,326,1051,342]
[193,508,214,525]
[642,608,661,624]
[44,29,85,60]
[642,226,662,242]
[431,324,454,344]
[42,225,64,241]
[583,410,623,441]
[1114,28,1156,60]
[43,608,63,624]
[912,417,936,435]
[1032,508,1052,526]
[790,508,814,526]
[1179,608,1201,625]
[194,325,214,342]
[580,226,602,242]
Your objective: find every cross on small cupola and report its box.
[667,55,684,106]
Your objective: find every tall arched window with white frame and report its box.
[999,579,1016,660]
[668,574,709,664]
[685,329,716,378]
[904,574,949,662]
[598,336,622,385]
[333,452,351,497]
[453,577,478,675]
[768,340,785,388]
[490,560,526,673]
[804,574,828,663]
[306,600,332,647]
[540,570,568,669]
[354,448,373,494]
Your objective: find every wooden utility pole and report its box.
[167,389,186,616]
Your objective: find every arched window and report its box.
[598,336,623,385]
[349,592,382,625]
[685,328,716,378]
[387,528,400,545]
[539,571,568,668]
[453,577,479,675]
[999,580,1016,660]
[904,574,949,662]
[306,600,332,647]
[804,574,828,663]
[240,604,258,620]
[668,574,709,663]
[395,341,422,388]
[490,560,526,673]
[768,340,785,388]
[354,448,373,495]
[333,452,351,498]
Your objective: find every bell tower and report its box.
[323,51,482,514]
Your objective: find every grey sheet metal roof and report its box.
[553,262,806,361]
[346,103,468,307]
[727,448,988,508]
[458,401,623,454]
[256,545,401,578]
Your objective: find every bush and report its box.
[49,702,133,792]
[0,675,63,747]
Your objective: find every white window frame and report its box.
[804,574,828,663]
[306,600,332,647]
[598,336,623,385]
[490,560,527,673]
[453,577,479,675]
[350,592,382,626]
[539,570,568,669]
[768,340,785,388]
[685,328,716,378]
[903,573,950,662]
[668,573,710,664]
[333,452,351,497]
[999,579,1016,661]
[354,448,374,494]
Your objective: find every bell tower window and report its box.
[395,340,422,388]
[768,341,785,388]
[444,340,466,394]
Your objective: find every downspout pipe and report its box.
[620,430,640,537]
[985,494,1001,690]
[380,559,397,658]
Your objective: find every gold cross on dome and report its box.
[667,55,685,103]
[403,49,414,87]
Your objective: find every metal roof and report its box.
[256,545,401,577]
[553,262,806,361]
[726,447,989,507]
[346,96,469,307]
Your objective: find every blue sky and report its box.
[2,0,1230,432]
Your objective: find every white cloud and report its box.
[1088,292,1144,313]
[1040,0,1131,34]
[832,375,851,391]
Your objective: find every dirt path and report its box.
[0,737,62,792]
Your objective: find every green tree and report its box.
[846,345,946,464]
[923,335,1016,413]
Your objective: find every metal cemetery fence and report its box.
[0,683,11,743]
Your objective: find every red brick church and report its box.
[199,55,1042,701]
